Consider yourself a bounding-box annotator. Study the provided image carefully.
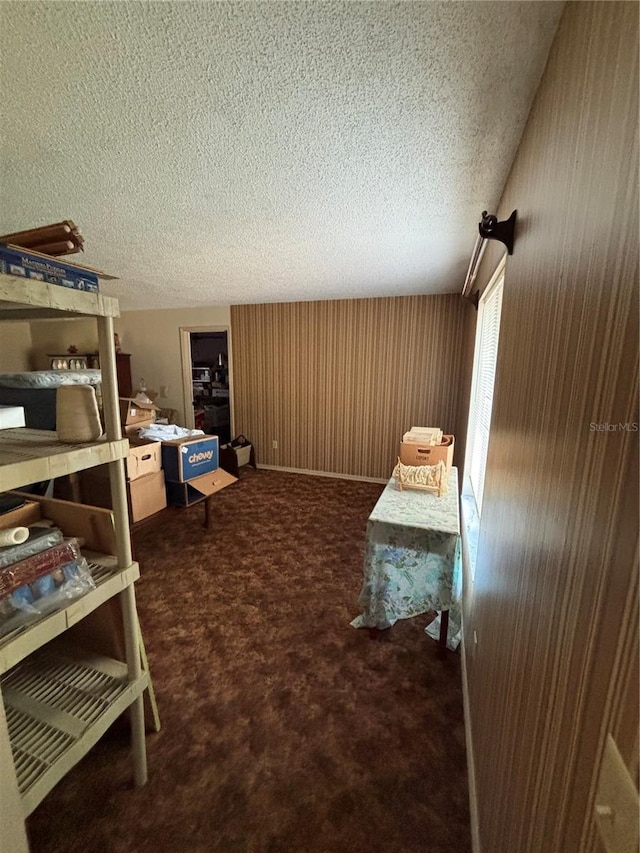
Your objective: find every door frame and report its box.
[179,325,234,433]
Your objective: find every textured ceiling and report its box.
[0,2,563,311]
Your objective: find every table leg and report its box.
[203,495,213,529]
[438,609,449,658]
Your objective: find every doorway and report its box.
[179,326,233,443]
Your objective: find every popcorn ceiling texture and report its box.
[0,2,562,310]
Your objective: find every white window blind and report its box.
[466,267,504,514]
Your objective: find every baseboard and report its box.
[256,463,387,484]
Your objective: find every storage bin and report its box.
[399,435,455,470]
[80,468,167,522]
[161,435,219,482]
[126,439,162,481]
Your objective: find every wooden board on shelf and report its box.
[10,492,117,554]
[0,501,41,530]
[2,244,118,279]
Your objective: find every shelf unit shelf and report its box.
[0,555,140,675]
[0,274,148,851]
[4,647,148,817]
[0,275,119,321]
[0,429,129,492]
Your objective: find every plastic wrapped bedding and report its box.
[0,370,101,389]
[138,423,205,441]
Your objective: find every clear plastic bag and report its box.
[0,537,83,598]
[0,545,96,638]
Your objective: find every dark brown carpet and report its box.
[26,469,471,853]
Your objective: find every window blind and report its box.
[467,270,504,514]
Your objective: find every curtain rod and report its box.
[462,210,517,307]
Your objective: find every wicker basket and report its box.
[56,385,103,444]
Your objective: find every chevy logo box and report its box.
[162,435,219,482]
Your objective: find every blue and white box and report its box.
[0,244,100,292]
[162,435,219,482]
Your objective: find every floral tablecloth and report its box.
[351,468,462,649]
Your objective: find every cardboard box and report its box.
[129,470,167,521]
[126,439,162,481]
[0,243,99,292]
[0,500,42,530]
[77,439,161,483]
[0,404,25,429]
[399,434,455,470]
[120,398,159,428]
[80,469,167,523]
[165,467,237,507]
[124,419,155,436]
[162,435,219,482]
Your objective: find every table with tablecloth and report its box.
[350,467,462,650]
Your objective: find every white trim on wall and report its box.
[179,325,235,435]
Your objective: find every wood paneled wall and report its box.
[231,295,473,480]
[464,3,638,851]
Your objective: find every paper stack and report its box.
[402,426,443,446]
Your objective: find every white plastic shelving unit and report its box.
[0,275,149,851]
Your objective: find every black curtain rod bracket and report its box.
[478,209,517,255]
[461,209,517,308]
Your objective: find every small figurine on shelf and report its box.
[67,345,79,354]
